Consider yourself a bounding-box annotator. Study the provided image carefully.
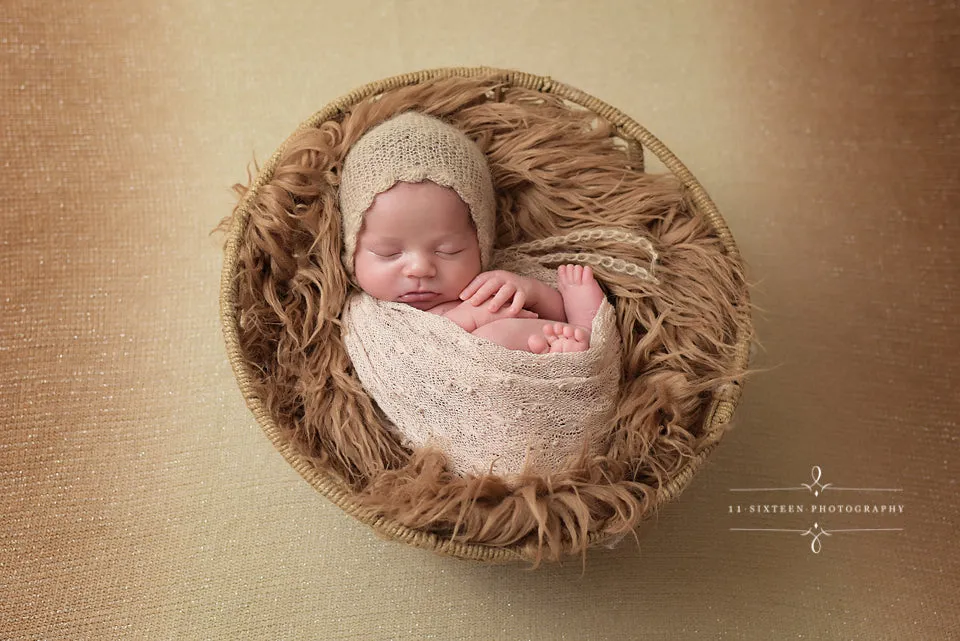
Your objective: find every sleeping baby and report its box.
[339,111,605,353]
[338,110,622,477]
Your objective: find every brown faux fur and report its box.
[220,75,752,564]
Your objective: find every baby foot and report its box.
[556,264,605,329]
[542,322,589,353]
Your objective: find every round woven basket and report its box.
[220,67,752,563]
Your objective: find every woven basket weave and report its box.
[219,67,751,563]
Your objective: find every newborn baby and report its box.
[339,110,623,476]
[354,179,604,353]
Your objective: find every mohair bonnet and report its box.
[339,111,497,273]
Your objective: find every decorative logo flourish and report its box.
[730,522,903,554]
[801,466,831,496]
[729,466,902,496]
[802,523,830,553]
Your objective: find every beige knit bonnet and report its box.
[339,111,497,274]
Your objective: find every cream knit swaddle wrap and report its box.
[343,293,621,476]
[339,111,622,478]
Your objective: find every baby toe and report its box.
[528,334,549,354]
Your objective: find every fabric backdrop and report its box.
[2,1,957,638]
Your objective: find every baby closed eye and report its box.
[369,249,462,259]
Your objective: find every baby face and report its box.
[353,181,482,310]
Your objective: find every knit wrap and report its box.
[342,289,622,478]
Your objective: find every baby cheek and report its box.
[355,258,380,292]
[365,261,403,295]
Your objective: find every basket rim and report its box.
[219,65,752,563]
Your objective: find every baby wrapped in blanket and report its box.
[340,112,622,478]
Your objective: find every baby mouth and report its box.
[399,291,438,302]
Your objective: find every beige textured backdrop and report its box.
[2,1,957,639]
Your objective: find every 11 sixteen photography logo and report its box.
[727,466,904,553]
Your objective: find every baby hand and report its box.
[459,270,535,314]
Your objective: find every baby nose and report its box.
[403,253,436,277]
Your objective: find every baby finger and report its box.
[509,289,526,314]
[469,280,501,306]
[488,284,517,312]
